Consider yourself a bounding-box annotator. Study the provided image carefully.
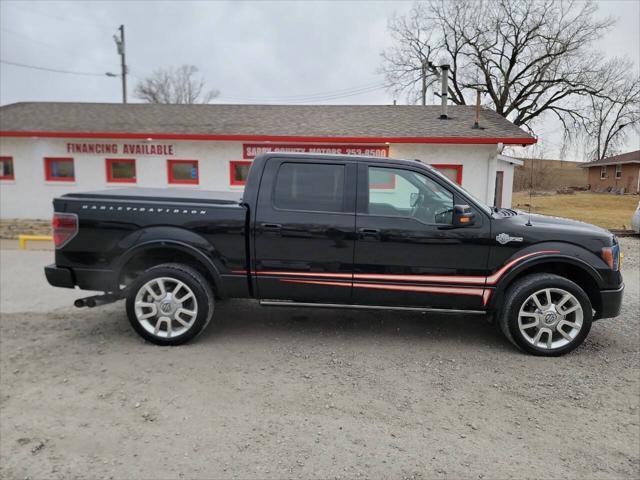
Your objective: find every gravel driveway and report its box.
[1,238,638,479]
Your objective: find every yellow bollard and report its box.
[18,234,53,250]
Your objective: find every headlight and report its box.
[601,243,621,271]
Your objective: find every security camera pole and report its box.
[113,25,127,103]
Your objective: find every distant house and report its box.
[579,150,640,194]
[513,158,587,192]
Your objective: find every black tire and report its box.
[498,273,592,356]
[125,263,214,346]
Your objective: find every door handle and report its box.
[261,223,282,231]
[359,228,381,240]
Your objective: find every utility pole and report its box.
[113,25,127,103]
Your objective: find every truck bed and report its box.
[52,187,249,296]
[62,187,243,206]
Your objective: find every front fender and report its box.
[499,253,606,290]
[486,242,611,311]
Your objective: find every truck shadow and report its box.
[55,299,512,353]
[198,299,511,352]
[57,297,621,357]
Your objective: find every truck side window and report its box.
[368,166,454,224]
[274,162,346,213]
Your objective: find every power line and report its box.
[279,85,390,104]
[123,63,388,102]
[219,83,386,101]
[218,82,384,101]
[0,27,84,56]
[216,83,390,104]
[4,2,115,34]
[126,67,389,103]
[0,59,107,77]
[1,58,388,103]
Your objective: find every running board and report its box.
[259,300,486,315]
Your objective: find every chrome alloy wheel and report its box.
[134,277,198,339]
[517,288,584,350]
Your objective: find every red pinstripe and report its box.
[280,278,485,298]
[256,271,353,279]
[236,251,558,307]
[241,250,560,288]
[482,289,492,306]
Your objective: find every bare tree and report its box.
[578,61,640,160]
[380,3,440,105]
[381,0,616,133]
[134,65,219,104]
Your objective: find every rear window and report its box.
[273,162,345,213]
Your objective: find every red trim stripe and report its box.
[485,250,560,284]
[280,279,351,288]
[352,282,484,297]
[482,289,492,306]
[0,130,537,145]
[237,250,558,308]
[253,251,561,286]
[280,278,485,298]
[354,250,560,285]
[258,271,353,279]
[353,272,485,285]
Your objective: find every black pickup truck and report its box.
[45,152,624,355]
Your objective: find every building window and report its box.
[106,158,136,183]
[370,168,396,189]
[600,166,608,179]
[615,164,622,179]
[432,164,463,185]
[45,157,75,182]
[168,159,199,184]
[230,160,252,186]
[0,156,14,180]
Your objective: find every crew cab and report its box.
[45,153,624,355]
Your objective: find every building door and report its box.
[352,162,491,309]
[253,157,357,303]
[494,171,504,208]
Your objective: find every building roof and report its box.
[0,102,535,145]
[578,150,640,167]
[497,154,524,166]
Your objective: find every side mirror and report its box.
[453,204,476,227]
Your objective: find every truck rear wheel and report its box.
[499,273,592,356]
[125,263,214,346]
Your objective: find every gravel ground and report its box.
[0,238,638,480]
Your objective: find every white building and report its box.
[0,103,533,219]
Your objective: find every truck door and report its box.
[353,162,491,309]
[253,157,357,303]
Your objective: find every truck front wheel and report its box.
[499,273,593,356]
[125,263,214,346]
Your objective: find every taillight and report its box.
[52,213,78,248]
[601,244,621,271]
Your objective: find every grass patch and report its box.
[512,192,639,230]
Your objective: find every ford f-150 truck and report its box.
[45,152,624,355]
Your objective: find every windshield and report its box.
[424,164,493,215]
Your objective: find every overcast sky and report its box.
[1,0,638,159]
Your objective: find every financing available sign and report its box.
[66,142,176,156]
[243,143,389,159]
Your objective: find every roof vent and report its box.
[439,64,450,120]
[472,90,484,129]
